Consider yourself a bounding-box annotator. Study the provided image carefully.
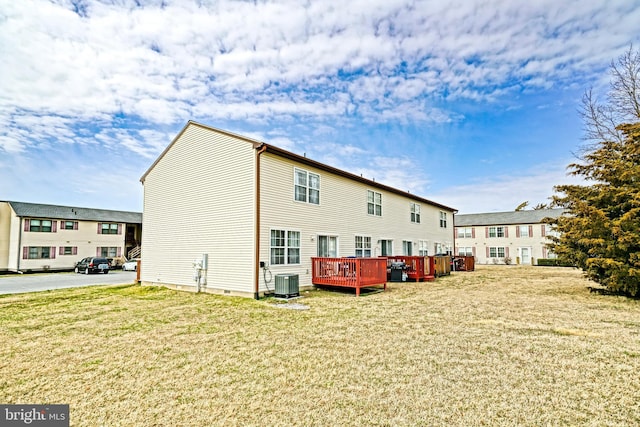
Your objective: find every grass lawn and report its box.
[1,265,639,426]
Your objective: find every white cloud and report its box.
[430,160,586,214]
[0,0,638,212]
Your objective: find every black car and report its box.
[74,257,110,274]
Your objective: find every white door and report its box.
[520,247,531,265]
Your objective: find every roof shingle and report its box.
[6,201,142,223]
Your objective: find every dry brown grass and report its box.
[1,265,639,426]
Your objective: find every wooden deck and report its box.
[453,255,475,271]
[385,256,435,282]
[311,257,387,296]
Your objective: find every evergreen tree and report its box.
[550,47,640,296]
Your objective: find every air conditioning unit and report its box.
[274,274,300,299]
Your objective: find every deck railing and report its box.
[385,256,435,282]
[311,257,387,296]
[433,256,451,276]
[453,256,475,271]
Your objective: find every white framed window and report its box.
[25,246,54,259]
[519,225,530,237]
[402,240,413,256]
[410,203,420,223]
[489,247,506,258]
[99,223,120,235]
[294,168,320,205]
[379,239,393,256]
[439,211,447,228]
[418,240,429,256]
[433,243,444,255]
[271,231,301,264]
[99,247,120,257]
[457,227,473,238]
[62,221,78,230]
[59,246,77,256]
[367,190,382,216]
[458,247,473,256]
[355,235,372,257]
[488,226,505,238]
[26,219,54,232]
[317,235,338,257]
[270,229,301,265]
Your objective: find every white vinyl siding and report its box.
[141,124,256,293]
[260,154,453,269]
[140,123,455,296]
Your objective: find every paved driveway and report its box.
[0,270,138,295]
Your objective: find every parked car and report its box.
[74,257,110,274]
[122,259,139,271]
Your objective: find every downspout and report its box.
[254,144,268,300]
[16,217,23,273]
[452,211,456,271]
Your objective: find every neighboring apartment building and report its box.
[0,201,142,273]
[140,121,457,298]
[454,209,565,265]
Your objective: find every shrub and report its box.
[536,258,573,267]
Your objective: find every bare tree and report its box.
[580,46,640,144]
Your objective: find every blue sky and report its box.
[1,0,639,214]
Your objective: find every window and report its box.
[100,223,120,235]
[519,225,530,237]
[457,227,473,238]
[24,246,54,259]
[287,231,300,264]
[489,247,506,258]
[418,240,429,256]
[380,239,392,256]
[402,241,413,256]
[355,236,372,257]
[410,203,420,223]
[488,226,505,238]
[60,246,77,256]
[317,235,338,257]
[367,190,382,216]
[294,169,320,205]
[99,247,119,257]
[439,211,447,228]
[62,221,78,230]
[27,219,53,232]
[458,247,473,256]
[270,230,301,265]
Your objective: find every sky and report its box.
[1,0,639,215]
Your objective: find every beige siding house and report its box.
[140,121,457,298]
[454,209,565,265]
[0,201,142,273]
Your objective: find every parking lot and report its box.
[0,270,138,295]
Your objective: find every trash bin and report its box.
[390,262,406,282]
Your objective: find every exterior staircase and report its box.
[128,245,141,260]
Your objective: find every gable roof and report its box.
[6,201,142,223]
[141,120,457,212]
[455,208,566,227]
